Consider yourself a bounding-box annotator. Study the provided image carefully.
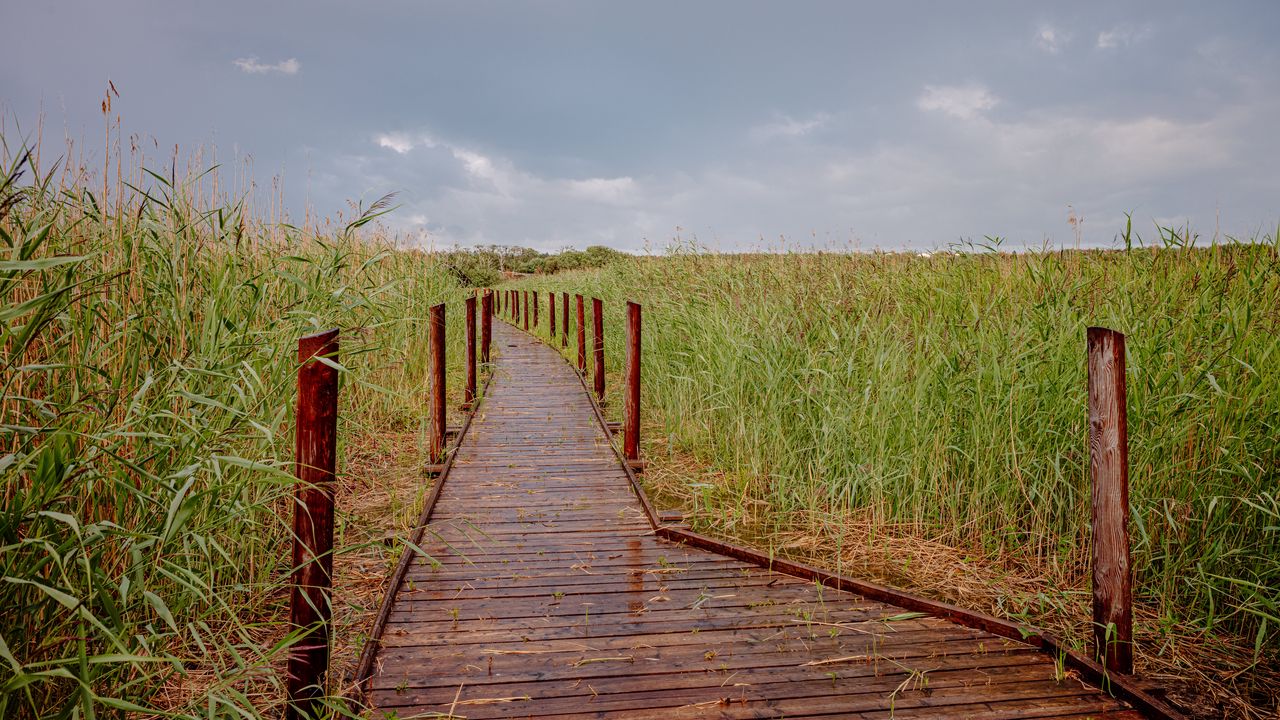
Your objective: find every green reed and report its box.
[512,231,1280,662]
[0,145,467,718]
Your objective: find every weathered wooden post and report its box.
[464,295,477,410]
[523,290,530,331]
[481,291,493,364]
[624,302,641,464]
[576,294,587,372]
[429,303,446,464]
[1088,326,1133,675]
[592,297,605,402]
[549,291,557,337]
[288,329,339,720]
[561,291,569,348]
[533,290,539,328]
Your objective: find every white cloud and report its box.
[376,133,415,154]
[565,177,637,205]
[342,93,1266,253]
[1035,25,1068,54]
[375,132,439,154]
[750,112,832,141]
[917,84,999,120]
[1097,25,1151,50]
[233,57,300,75]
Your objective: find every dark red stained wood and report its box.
[359,320,1179,720]
[561,291,569,348]
[1088,326,1133,674]
[288,328,339,720]
[480,291,492,364]
[624,300,641,461]
[575,293,586,372]
[549,291,557,337]
[428,303,446,462]
[533,290,539,327]
[523,290,530,331]
[464,295,477,408]
[591,296,605,401]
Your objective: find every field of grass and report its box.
[4,116,1278,718]
[0,144,472,717]
[509,234,1280,716]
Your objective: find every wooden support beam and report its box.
[549,291,556,337]
[464,295,476,409]
[624,301,641,462]
[287,329,339,720]
[481,291,492,364]
[592,297,605,402]
[428,303,446,463]
[561,291,569,348]
[576,294,586,373]
[1088,326,1133,675]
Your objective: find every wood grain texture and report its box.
[429,303,446,462]
[481,291,493,365]
[465,295,477,408]
[624,300,642,461]
[576,293,587,372]
[550,290,557,337]
[593,296,606,401]
[360,318,1161,719]
[561,290,570,348]
[1088,326,1133,674]
[288,329,339,720]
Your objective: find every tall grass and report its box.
[512,232,1280,677]
[0,142,466,717]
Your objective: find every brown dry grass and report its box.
[640,439,1280,720]
[330,429,434,697]
[146,428,431,717]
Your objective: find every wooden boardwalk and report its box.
[364,319,1147,719]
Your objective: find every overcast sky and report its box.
[3,1,1278,251]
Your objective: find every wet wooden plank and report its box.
[366,319,1146,719]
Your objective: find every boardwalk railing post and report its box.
[561,291,569,348]
[288,329,339,720]
[549,291,557,338]
[533,290,539,328]
[1088,326,1133,675]
[592,297,605,402]
[464,295,477,410]
[624,302,641,464]
[524,290,530,331]
[576,294,586,372]
[481,291,493,364]
[429,303,447,464]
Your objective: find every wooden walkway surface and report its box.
[365,320,1144,719]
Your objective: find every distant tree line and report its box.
[441,244,629,286]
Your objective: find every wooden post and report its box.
[1088,326,1133,675]
[464,295,476,409]
[549,291,557,337]
[523,290,530,331]
[624,302,641,462]
[592,297,605,402]
[481,292,492,364]
[287,329,339,720]
[533,290,539,328]
[429,303,446,463]
[576,294,587,372]
[561,292,569,348]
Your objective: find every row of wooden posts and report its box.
[283,288,643,718]
[283,296,1133,718]
[493,287,643,463]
